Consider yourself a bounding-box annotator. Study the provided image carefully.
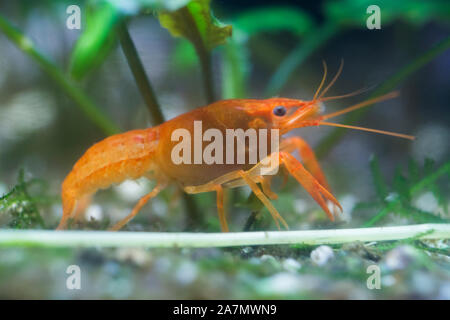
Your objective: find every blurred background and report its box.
[0,0,448,299]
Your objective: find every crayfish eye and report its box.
[273,106,287,117]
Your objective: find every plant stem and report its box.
[0,14,120,136]
[0,224,448,248]
[265,22,338,97]
[180,5,216,104]
[197,46,215,103]
[316,35,450,159]
[117,21,165,125]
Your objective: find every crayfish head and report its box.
[247,97,323,135]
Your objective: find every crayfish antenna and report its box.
[317,58,344,100]
[318,86,371,102]
[313,59,372,103]
[313,60,328,101]
[320,91,399,120]
[312,91,415,140]
[318,121,415,140]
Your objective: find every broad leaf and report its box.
[70,1,122,80]
[233,6,314,36]
[222,6,314,99]
[172,39,198,71]
[324,0,450,27]
[158,0,232,52]
[70,0,190,79]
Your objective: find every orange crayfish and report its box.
[57,63,414,231]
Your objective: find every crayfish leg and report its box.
[280,152,342,220]
[72,194,92,223]
[237,170,288,230]
[109,181,166,231]
[184,169,288,232]
[255,175,278,200]
[281,136,331,192]
[56,190,77,230]
[214,185,229,232]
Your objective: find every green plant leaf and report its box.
[0,13,120,135]
[233,6,314,36]
[393,167,410,202]
[70,1,122,80]
[172,39,198,71]
[0,169,47,229]
[70,0,191,80]
[159,0,231,102]
[399,206,447,224]
[222,6,314,100]
[316,36,450,159]
[266,0,450,103]
[369,155,389,202]
[158,0,232,52]
[324,0,450,28]
[408,158,420,184]
[424,158,448,214]
[363,160,450,227]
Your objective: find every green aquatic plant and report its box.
[362,157,449,227]
[315,36,450,158]
[158,0,232,103]
[221,6,315,99]
[0,170,50,229]
[69,0,191,80]
[0,14,120,135]
[266,0,450,97]
[69,1,123,80]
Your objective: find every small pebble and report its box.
[414,192,439,214]
[260,254,280,269]
[411,271,436,296]
[384,245,417,270]
[175,261,198,286]
[282,258,301,272]
[0,183,7,197]
[437,283,450,300]
[311,245,334,266]
[151,198,168,217]
[259,272,302,295]
[106,277,133,299]
[381,275,396,287]
[114,179,148,202]
[116,248,151,266]
[337,194,358,222]
[241,247,252,254]
[85,204,103,221]
[294,199,308,214]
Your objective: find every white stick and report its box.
[0,224,448,248]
